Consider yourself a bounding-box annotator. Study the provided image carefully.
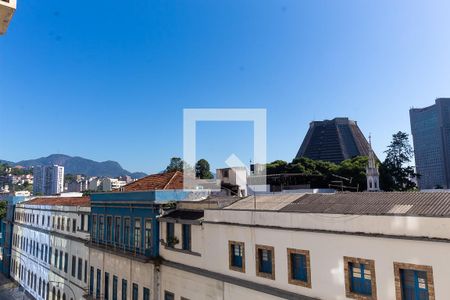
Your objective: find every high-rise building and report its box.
[296,118,372,164]
[410,98,450,189]
[33,165,65,195]
[0,0,16,35]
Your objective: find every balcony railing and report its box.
[88,238,153,258]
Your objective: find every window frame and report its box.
[393,262,434,300]
[255,244,275,280]
[106,215,113,243]
[228,241,245,273]
[344,256,377,300]
[144,218,152,251]
[134,218,142,251]
[182,224,191,251]
[287,248,311,288]
[114,216,122,245]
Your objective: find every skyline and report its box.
[2,1,450,173]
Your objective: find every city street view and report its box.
[1,1,450,300]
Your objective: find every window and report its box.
[59,250,63,270]
[134,218,141,251]
[256,245,275,279]
[113,275,118,300]
[84,260,88,283]
[99,216,104,241]
[182,224,191,251]
[124,218,130,247]
[81,214,85,231]
[92,215,98,240]
[122,279,128,300]
[164,291,175,300]
[115,216,121,244]
[89,267,94,295]
[64,253,68,273]
[71,256,76,277]
[47,216,50,227]
[54,249,58,266]
[132,283,138,300]
[41,215,44,225]
[344,257,376,299]
[143,287,150,300]
[49,246,52,264]
[57,217,60,230]
[104,272,110,300]
[52,216,55,229]
[96,269,101,299]
[394,262,434,300]
[166,222,175,247]
[229,241,245,272]
[72,218,76,233]
[287,249,311,288]
[78,258,83,280]
[144,219,151,251]
[107,216,113,243]
[61,217,65,231]
[67,218,71,232]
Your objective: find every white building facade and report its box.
[10,195,90,300]
[158,192,449,300]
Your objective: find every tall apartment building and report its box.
[0,0,16,35]
[33,165,65,195]
[410,98,450,189]
[296,118,372,164]
[10,195,90,300]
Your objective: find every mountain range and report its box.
[0,154,147,179]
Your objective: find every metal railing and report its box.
[89,238,153,257]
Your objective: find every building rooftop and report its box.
[119,171,183,191]
[225,193,303,211]
[23,196,90,207]
[278,192,450,217]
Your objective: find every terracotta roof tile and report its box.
[119,171,183,192]
[24,196,90,207]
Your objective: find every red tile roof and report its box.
[119,171,184,192]
[24,196,90,207]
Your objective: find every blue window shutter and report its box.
[292,253,307,282]
[350,263,372,296]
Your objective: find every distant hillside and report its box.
[1,154,147,179]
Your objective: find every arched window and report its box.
[374,180,378,189]
[57,290,61,300]
[52,287,56,300]
[62,293,66,300]
[369,179,373,189]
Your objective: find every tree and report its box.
[195,159,213,179]
[165,157,184,172]
[381,131,417,191]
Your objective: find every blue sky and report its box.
[1,0,450,174]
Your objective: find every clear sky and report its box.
[1,0,450,174]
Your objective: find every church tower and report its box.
[366,135,380,192]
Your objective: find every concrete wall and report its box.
[90,247,155,300]
[160,264,285,300]
[158,210,450,299]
